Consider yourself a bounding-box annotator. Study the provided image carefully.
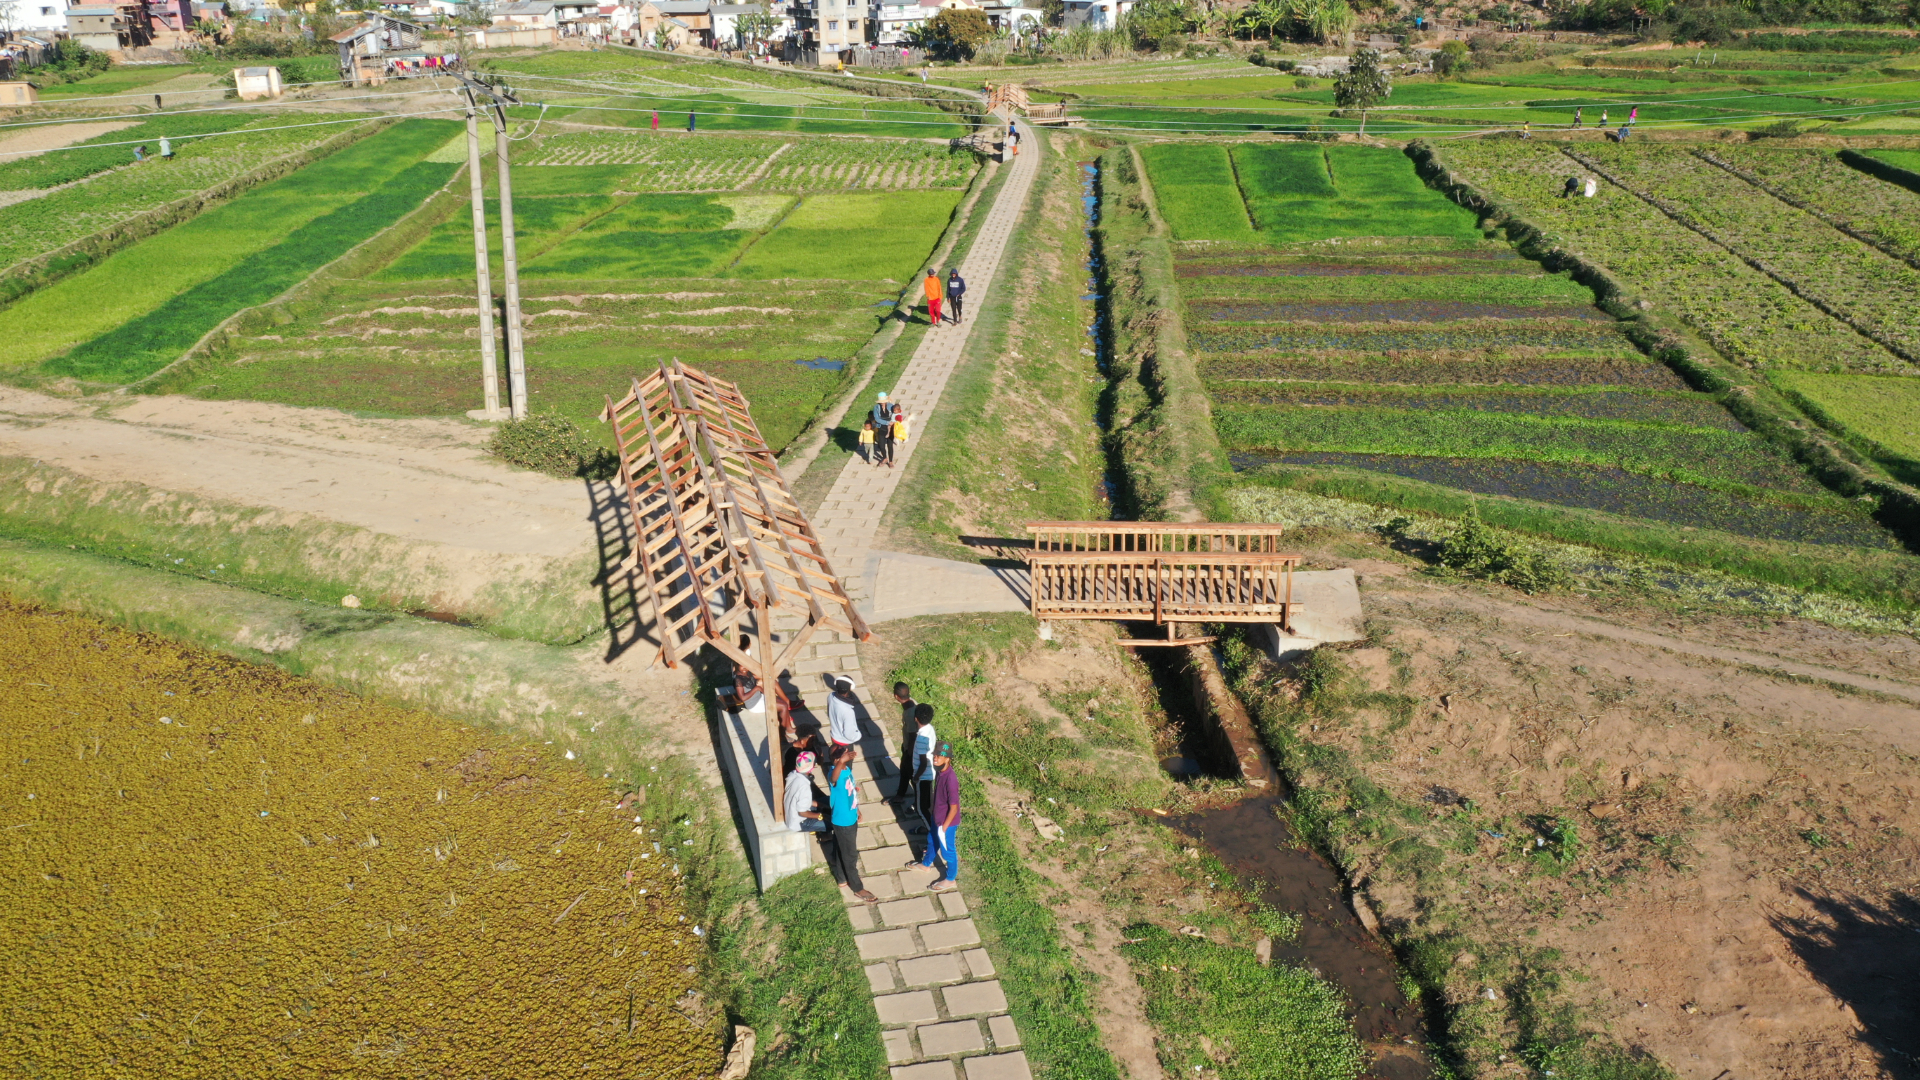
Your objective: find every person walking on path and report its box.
[921,65,930,84]
[858,418,876,464]
[785,751,829,833]
[688,110,697,133]
[651,109,660,132]
[830,745,877,901]
[1599,108,1608,128]
[872,392,898,467]
[827,677,862,752]
[912,740,960,891]
[1573,106,1582,128]
[945,268,966,324]
[923,269,943,327]
[1005,125,1019,158]
[1628,105,1638,126]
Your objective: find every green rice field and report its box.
[1139,140,1916,606]
[154,118,976,452]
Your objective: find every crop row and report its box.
[1770,370,1920,483]
[1700,147,1920,267]
[1236,453,1898,550]
[1189,299,1607,324]
[1213,403,1826,493]
[1569,143,1920,364]
[1174,253,1539,280]
[1176,270,1593,304]
[1206,382,1746,430]
[202,278,884,451]
[0,114,373,273]
[49,157,460,384]
[526,131,784,167]
[1437,140,1902,373]
[1199,353,1690,389]
[1192,318,1631,354]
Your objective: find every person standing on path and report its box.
[159,137,173,161]
[913,740,960,891]
[785,751,829,833]
[923,269,943,328]
[1628,105,1638,126]
[858,418,876,464]
[903,703,937,834]
[1573,105,1582,128]
[888,683,922,807]
[830,745,877,901]
[1599,108,1608,128]
[945,268,966,324]
[688,110,697,133]
[872,392,898,467]
[651,109,660,132]
[827,677,862,753]
[921,65,930,84]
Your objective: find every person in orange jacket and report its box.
[923,269,943,327]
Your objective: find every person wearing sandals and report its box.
[911,740,960,892]
[830,744,877,902]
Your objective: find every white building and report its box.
[489,0,557,27]
[868,0,934,44]
[977,0,1039,31]
[788,0,864,61]
[1061,0,1131,26]
[6,0,74,36]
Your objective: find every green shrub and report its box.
[487,413,619,479]
[1439,504,1568,592]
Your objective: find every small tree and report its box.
[1333,45,1390,134]
[924,7,991,59]
[734,0,778,49]
[1431,38,1469,76]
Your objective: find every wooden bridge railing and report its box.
[1028,551,1299,636]
[1026,521,1292,555]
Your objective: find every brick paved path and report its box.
[772,121,1041,1080]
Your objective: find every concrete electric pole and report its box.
[454,74,529,420]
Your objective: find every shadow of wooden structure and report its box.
[1024,522,1300,645]
[605,359,869,822]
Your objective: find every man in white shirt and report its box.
[784,751,827,833]
[827,677,862,750]
[904,703,936,833]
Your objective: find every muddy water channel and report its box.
[1167,793,1429,1079]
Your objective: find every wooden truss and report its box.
[605,359,870,682]
[1025,522,1300,643]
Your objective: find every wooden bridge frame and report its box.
[606,360,870,819]
[1025,523,1300,643]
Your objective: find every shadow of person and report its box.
[1769,887,1920,1076]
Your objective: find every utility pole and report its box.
[453,73,529,419]
[461,87,501,420]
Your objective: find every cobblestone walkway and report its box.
[772,121,1041,1080]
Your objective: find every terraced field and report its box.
[167,127,977,451]
[1140,141,1912,602]
[1430,140,1920,497]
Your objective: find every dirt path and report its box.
[0,120,139,160]
[1383,574,1920,707]
[0,387,592,558]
